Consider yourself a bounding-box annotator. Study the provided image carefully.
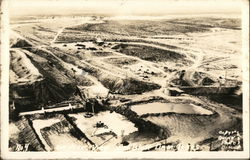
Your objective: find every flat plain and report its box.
[9,15,242,152]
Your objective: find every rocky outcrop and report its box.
[11,38,33,48]
[10,79,76,112]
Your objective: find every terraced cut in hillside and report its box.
[9,15,243,152]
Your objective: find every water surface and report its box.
[131,102,213,115]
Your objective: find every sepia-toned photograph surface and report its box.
[1,0,249,159]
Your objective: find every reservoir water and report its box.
[130,102,213,115]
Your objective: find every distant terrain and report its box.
[9,15,243,152]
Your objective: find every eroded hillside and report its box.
[9,16,243,152]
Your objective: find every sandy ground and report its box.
[144,94,242,147]
[32,118,61,151]
[69,111,138,136]
[68,111,138,151]
[10,49,43,84]
[48,133,88,151]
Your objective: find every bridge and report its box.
[19,103,83,116]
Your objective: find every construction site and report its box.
[9,15,243,152]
